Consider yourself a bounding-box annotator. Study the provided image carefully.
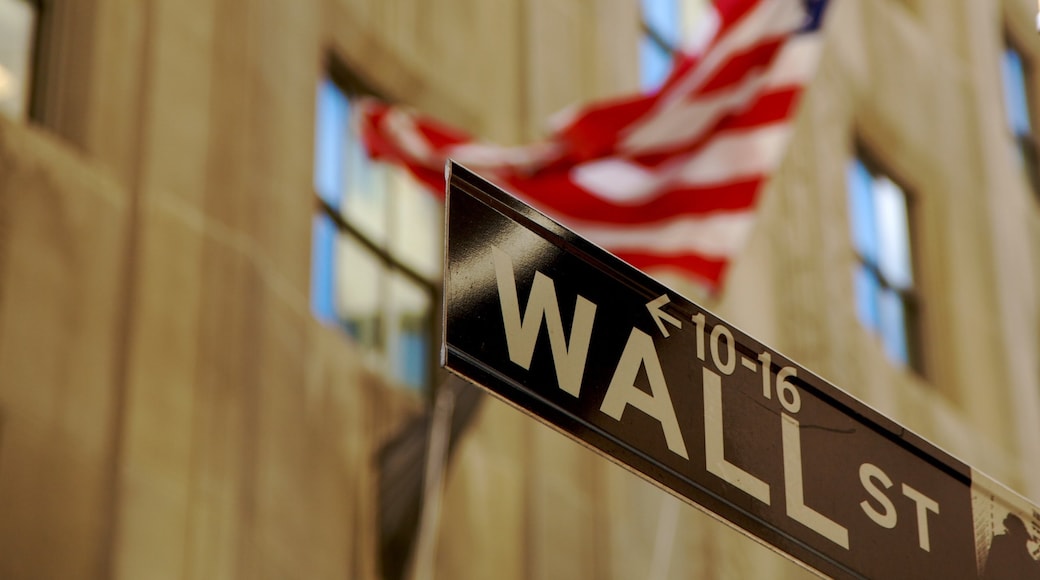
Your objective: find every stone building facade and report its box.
[0,0,1037,578]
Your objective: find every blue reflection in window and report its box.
[310,213,337,322]
[847,156,914,368]
[397,331,429,391]
[874,176,913,291]
[311,79,348,324]
[643,0,680,46]
[641,0,680,91]
[879,288,908,364]
[854,263,879,332]
[1003,47,1032,137]
[641,38,674,91]
[846,159,878,265]
[314,79,349,207]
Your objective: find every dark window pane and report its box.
[1017,134,1040,194]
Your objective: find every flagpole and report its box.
[407,379,458,580]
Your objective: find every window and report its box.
[0,0,38,119]
[847,155,922,372]
[640,0,711,91]
[1001,40,1040,197]
[312,74,442,392]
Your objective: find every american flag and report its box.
[360,0,830,289]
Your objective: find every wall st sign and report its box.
[443,162,1040,579]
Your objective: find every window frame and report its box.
[25,0,44,121]
[0,0,43,121]
[847,148,925,375]
[1001,34,1040,200]
[312,61,443,397]
[639,0,713,91]
[639,0,681,91]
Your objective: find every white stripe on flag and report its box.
[622,36,819,155]
[682,4,721,57]
[383,109,438,165]
[768,36,823,87]
[569,210,756,259]
[658,0,805,108]
[571,124,787,204]
[570,159,659,204]
[674,124,789,185]
[357,0,832,287]
[446,141,560,171]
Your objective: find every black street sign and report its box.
[442,162,1040,579]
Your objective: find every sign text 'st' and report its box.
[442,162,1040,579]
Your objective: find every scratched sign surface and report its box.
[442,162,1039,579]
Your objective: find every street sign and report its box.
[442,162,1040,579]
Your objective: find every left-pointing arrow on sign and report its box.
[646,294,682,338]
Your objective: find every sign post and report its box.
[442,162,1040,579]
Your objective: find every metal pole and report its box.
[408,381,458,580]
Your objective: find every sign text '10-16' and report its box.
[492,244,939,554]
[443,161,1036,579]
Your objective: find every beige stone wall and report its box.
[722,0,1040,494]
[0,0,423,577]
[436,0,1040,577]
[322,0,639,142]
[0,115,127,580]
[435,397,816,580]
[0,0,1038,578]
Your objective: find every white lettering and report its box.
[600,328,689,459]
[492,246,597,397]
[782,413,850,549]
[776,367,801,414]
[709,325,736,375]
[703,368,771,504]
[859,463,897,529]
[901,483,939,552]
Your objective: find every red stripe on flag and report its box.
[698,38,785,94]
[415,116,472,150]
[556,94,658,162]
[612,251,728,287]
[510,173,762,224]
[353,0,828,290]
[631,88,800,168]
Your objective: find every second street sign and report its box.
[442,162,1040,579]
